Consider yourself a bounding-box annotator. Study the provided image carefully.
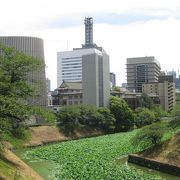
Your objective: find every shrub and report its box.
[132,123,168,148]
[134,108,156,128]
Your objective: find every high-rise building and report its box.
[0,36,47,106]
[57,48,100,86]
[57,17,110,107]
[82,49,110,107]
[126,56,161,92]
[110,72,116,88]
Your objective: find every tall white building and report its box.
[57,48,103,87]
[57,17,110,107]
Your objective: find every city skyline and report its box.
[1,0,180,89]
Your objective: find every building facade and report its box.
[142,75,176,111]
[57,48,102,87]
[110,72,116,88]
[127,56,161,93]
[57,17,110,107]
[82,50,110,107]
[0,36,47,106]
[52,82,83,106]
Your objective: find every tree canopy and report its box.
[109,96,134,132]
[0,44,55,141]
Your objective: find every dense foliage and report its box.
[0,44,55,142]
[109,96,134,132]
[134,108,156,128]
[56,105,116,134]
[22,130,159,180]
[132,122,169,147]
[139,93,154,109]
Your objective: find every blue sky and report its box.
[1,0,180,89]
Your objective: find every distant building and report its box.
[111,91,159,110]
[57,17,110,107]
[175,75,180,90]
[52,81,83,106]
[142,75,176,111]
[126,56,161,93]
[46,78,51,92]
[110,72,116,88]
[121,83,127,88]
[57,48,102,86]
[167,70,176,79]
[0,36,47,106]
[82,49,110,107]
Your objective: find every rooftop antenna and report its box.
[84,17,93,47]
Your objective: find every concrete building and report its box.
[57,48,101,86]
[142,75,176,111]
[110,72,116,88]
[82,49,110,107]
[127,56,161,93]
[0,36,47,106]
[57,17,110,107]
[175,75,180,91]
[52,81,83,106]
[111,91,159,110]
[46,78,51,92]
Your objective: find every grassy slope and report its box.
[0,149,43,180]
[139,131,180,166]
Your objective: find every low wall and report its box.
[128,154,180,177]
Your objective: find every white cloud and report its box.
[1,0,180,89]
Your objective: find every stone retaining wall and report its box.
[128,154,180,177]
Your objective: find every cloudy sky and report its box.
[1,0,180,89]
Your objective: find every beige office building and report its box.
[142,75,176,111]
[127,56,161,92]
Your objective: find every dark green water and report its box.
[116,156,180,180]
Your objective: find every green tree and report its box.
[151,105,168,121]
[0,44,55,141]
[109,96,134,132]
[134,107,156,128]
[56,106,80,135]
[98,107,115,132]
[78,105,103,127]
[132,123,168,148]
[139,93,153,109]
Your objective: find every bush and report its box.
[56,105,116,134]
[132,123,168,148]
[169,117,180,130]
[151,105,168,121]
[98,107,115,132]
[56,106,81,135]
[134,108,156,128]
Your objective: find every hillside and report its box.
[139,131,180,166]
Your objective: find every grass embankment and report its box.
[0,149,43,180]
[138,131,180,166]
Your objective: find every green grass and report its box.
[0,158,17,179]
[22,130,161,180]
